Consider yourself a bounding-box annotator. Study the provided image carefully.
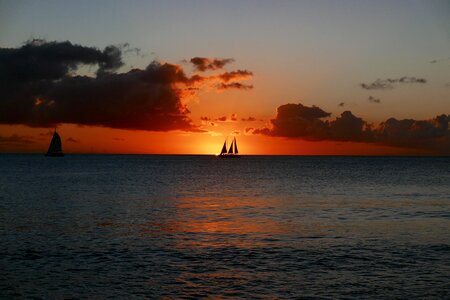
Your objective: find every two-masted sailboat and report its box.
[45,129,64,157]
[218,137,240,158]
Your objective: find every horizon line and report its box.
[0,152,449,157]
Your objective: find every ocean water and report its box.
[0,154,449,298]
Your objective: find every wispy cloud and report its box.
[360,76,427,90]
[201,114,242,123]
[39,130,54,137]
[368,96,381,103]
[190,57,234,71]
[430,57,450,64]
[0,134,35,145]
[66,137,79,143]
[216,70,253,82]
[217,82,253,90]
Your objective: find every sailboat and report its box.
[218,137,240,158]
[45,129,64,157]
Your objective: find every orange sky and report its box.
[0,123,433,156]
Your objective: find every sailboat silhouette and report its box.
[45,129,64,157]
[219,137,240,158]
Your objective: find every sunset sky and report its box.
[0,0,449,155]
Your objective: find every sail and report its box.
[47,131,62,154]
[220,141,227,154]
[234,138,238,154]
[228,139,234,154]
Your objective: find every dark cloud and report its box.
[242,116,257,122]
[0,134,35,145]
[200,116,211,121]
[245,127,254,134]
[376,115,450,152]
[0,39,123,81]
[0,40,251,132]
[360,76,427,90]
[338,102,345,107]
[217,116,228,122]
[230,114,237,121]
[0,60,198,131]
[66,137,79,143]
[254,102,450,154]
[190,57,234,71]
[217,82,253,90]
[260,103,331,140]
[368,96,381,103]
[329,111,372,142]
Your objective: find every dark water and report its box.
[1,155,449,298]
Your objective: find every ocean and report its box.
[0,155,449,298]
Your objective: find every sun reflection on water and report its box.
[156,196,289,249]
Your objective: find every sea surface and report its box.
[0,154,449,298]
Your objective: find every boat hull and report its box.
[218,154,240,158]
[45,152,65,157]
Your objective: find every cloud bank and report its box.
[0,40,253,131]
[253,103,449,154]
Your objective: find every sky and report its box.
[0,0,449,155]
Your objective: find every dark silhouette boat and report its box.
[45,129,64,157]
[219,137,240,158]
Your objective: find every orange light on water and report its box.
[162,196,288,249]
